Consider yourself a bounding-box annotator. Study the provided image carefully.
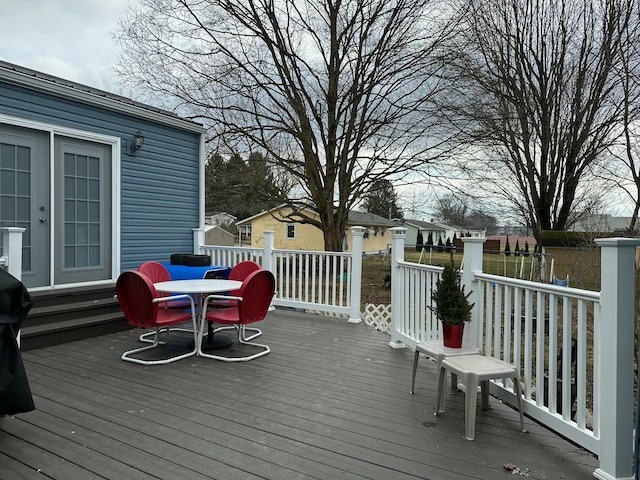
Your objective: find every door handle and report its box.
[39,217,47,223]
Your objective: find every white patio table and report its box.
[154,279,243,353]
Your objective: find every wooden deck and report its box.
[2,308,598,480]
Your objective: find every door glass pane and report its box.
[1,169,15,194]
[63,151,102,269]
[0,141,32,271]
[17,171,30,195]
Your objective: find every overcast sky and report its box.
[0,0,138,94]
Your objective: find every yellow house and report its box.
[236,206,398,252]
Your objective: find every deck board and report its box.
[2,308,598,479]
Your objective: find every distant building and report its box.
[568,214,637,233]
[236,205,399,253]
[204,225,235,246]
[402,219,446,246]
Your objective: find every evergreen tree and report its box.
[366,179,403,219]
[204,151,286,220]
[416,230,424,251]
[514,239,521,256]
[523,241,529,257]
[504,236,511,256]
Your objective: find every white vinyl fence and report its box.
[199,227,365,322]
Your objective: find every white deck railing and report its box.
[392,261,442,346]
[198,227,365,322]
[270,248,354,315]
[387,228,638,480]
[473,272,600,453]
[201,245,264,267]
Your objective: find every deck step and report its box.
[20,285,127,351]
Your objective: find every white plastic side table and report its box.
[435,354,525,440]
[410,340,480,395]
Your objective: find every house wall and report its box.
[248,209,326,251]
[345,226,391,253]
[421,228,447,245]
[244,208,393,253]
[205,227,234,246]
[119,124,200,270]
[0,77,202,277]
[403,224,419,246]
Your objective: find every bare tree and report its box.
[607,7,640,233]
[434,193,468,225]
[115,0,457,250]
[438,0,640,241]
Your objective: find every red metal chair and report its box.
[137,260,193,344]
[138,261,192,307]
[116,270,198,365]
[229,260,262,283]
[205,260,263,342]
[198,269,275,361]
[209,260,262,306]
[138,261,171,283]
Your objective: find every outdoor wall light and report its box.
[130,130,145,153]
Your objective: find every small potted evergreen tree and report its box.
[431,259,474,347]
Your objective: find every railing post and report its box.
[388,227,407,348]
[193,227,205,254]
[461,237,485,350]
[2,227,25,280]
[348,226,365,324]
[2,227,25,348]
[262,230,275,272]
[593,238,639,480]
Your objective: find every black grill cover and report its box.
[0,268,34,415]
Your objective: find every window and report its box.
[286,223,296,239]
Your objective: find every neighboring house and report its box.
[430,221,485,242]
[403,219,447,247]
[204,225,235,246]
[0,60,206,291]
[236,205,398,253]
[346,210,399,253]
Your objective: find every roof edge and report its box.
[0,60,206,133]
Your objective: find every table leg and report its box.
[202,320,233,350]
[201,294,232,351]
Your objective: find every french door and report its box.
[0,122,113,288]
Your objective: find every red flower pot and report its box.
[442,323,464,348]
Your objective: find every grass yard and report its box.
[359,245,602,308]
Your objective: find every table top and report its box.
[154,279,242,294]
[416,340,480,357]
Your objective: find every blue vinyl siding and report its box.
[0,78,203,274]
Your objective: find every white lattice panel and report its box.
[363,303,392,333]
